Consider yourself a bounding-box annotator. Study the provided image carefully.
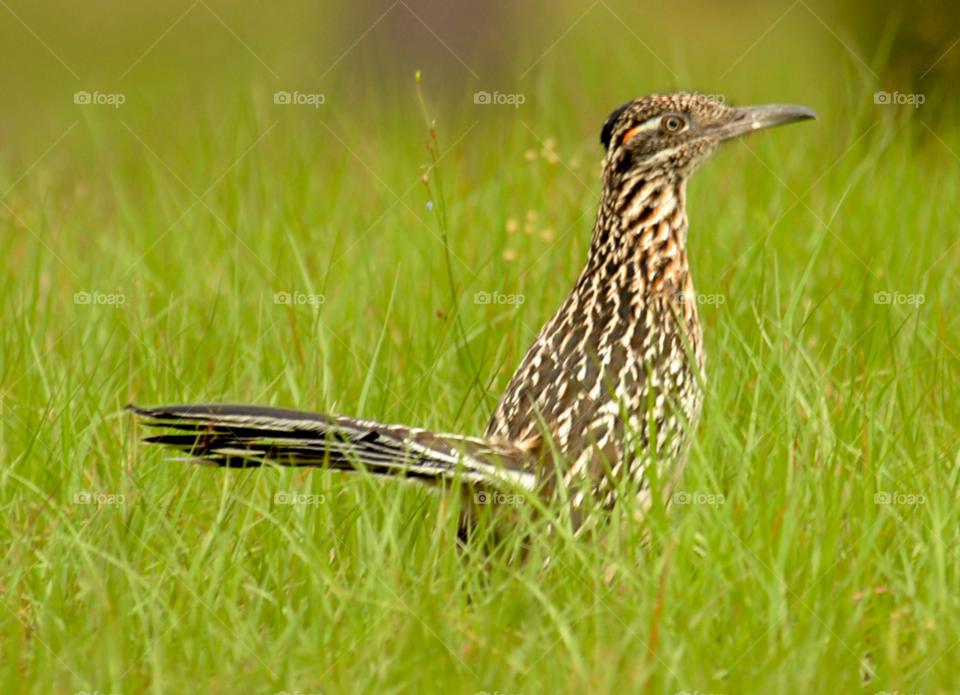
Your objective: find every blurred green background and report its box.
[1,0,958,140]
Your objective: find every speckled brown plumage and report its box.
[129,93,816,525]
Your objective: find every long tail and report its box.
[127,403,537,492]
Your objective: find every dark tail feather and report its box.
[126,403,536,491]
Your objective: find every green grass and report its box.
[3,68,960,694]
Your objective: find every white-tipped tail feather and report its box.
[127,403,537,492]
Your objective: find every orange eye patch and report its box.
[619,124,645,147]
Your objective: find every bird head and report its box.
[600,93,817,185]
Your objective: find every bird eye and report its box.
[662,115,685,133]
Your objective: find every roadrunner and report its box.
[130,94,815,527]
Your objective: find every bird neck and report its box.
[582,174,692,303]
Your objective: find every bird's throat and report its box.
[585,176,693,308]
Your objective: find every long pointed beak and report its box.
[713,104,818,141]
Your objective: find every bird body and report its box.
[130,94,815,528]
[485,166,703,512]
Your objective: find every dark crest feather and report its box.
[600,100,634,150]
